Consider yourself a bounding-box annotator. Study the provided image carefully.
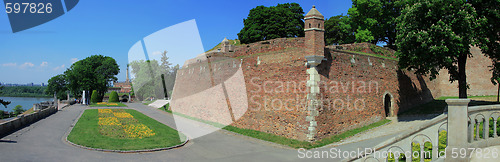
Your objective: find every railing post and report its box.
[445,99,470,162]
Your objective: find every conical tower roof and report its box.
[306,5,323,17]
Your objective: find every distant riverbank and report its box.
[0,86,51,98]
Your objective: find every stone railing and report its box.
[347,99,500,162]
[0,104,58,137]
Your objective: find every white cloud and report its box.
[1,63,17,67]
[152,51,163,56]
[53,64,65,71]
[40,62,48,67]
[20,62,34,68]
[70,58,78,63]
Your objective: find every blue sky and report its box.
[0,0,353,84]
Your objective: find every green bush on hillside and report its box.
[109,91,119,102]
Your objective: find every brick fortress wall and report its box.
[171,37,438,141]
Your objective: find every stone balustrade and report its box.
[348,99,500,162]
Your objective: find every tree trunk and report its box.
[497,84,499,103]
[458,53,467,98]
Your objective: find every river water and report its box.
[0,96,54,112]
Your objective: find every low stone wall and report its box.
[0,105,58,137]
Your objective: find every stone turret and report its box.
[220,37,234,52]
[304,5,325,57]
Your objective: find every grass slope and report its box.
[158,107,390,149]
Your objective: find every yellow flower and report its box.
[98,117,121,126]
[98,109,112,113]
[113,112,133,118]
[108,103,118,106]
[123,124,155,138]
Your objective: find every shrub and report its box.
[109,91,119,102]
[91,90,99,103]
[13,105,25,116]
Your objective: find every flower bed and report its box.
[67,109,186,151]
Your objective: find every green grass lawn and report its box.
[159,108,390,149]
[89,102,128,107]
[67,109,185,151]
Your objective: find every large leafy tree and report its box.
[396,0,485,98]
[130,55,179,101]
[0,83,11,108]
[470,0,499,101]
[129,60,163,101]
[470,0,499,62]
[46,74,68,100]
[65,55,119,101]
[344,0,402,47]
[324,14,356,45]
[237,3,304,44]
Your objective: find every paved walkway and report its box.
[327,114,438,147]
[0,103,434,161]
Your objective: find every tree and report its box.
[470,0,499,63]
[237,3,304,44]
[129,58,179,101]
[129,60,163,100]
[396,0,484,98]
[109,91,119,102]
[46,74,68,100]
[13,105,24,116]
[470,0,499,102]
[491,61,500,102]
[160,51,172,72]
[65,55,119,101]
[346,0,402,47]
[0,83,10,108]
[324,14,356,45]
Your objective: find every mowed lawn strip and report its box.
[67,109,185,150]
[158,107,390,149]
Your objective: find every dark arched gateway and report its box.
[384,93,392,117]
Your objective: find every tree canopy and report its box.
[65,55,119,101]
[129,52,178,101]
[237,3,305,44]
[46,74,68,100]
[324,0,402,48]
[324,14,355,45]
[395,0,487,98]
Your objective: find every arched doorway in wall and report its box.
[383,92,394,117]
